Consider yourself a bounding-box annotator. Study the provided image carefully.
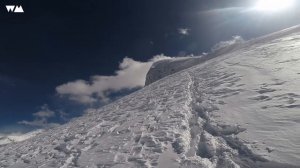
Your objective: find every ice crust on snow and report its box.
[1,26,300,167]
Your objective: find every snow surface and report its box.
[1,26,300,167]
[0,129,44,146]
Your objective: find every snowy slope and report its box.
[1,27,300,168]
[0,130,43,146]
[146,25,300,86]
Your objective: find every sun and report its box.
[255,0,295,12]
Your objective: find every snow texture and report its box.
[0,130,43,146]
[1,26,300,167]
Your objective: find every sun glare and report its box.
[255,0,295,12]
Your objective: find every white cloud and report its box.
[18,104,59,128]
[56,55,171,104]
[211,36,244,53]
[199,7,246,15]
[18,119,59,128]
[33,104,55,118]
[58,110,69,121]
[178,28,190,35]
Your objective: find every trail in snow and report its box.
[1,27,300,167]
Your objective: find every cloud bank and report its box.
[211,36,244,53]
[18,104,59,128]
[56,55,171,104]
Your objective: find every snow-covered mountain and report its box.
[145,56,204,86]
[1,26,300,168]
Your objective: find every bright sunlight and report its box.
[255,0,295,12]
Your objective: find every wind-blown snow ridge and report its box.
[1,26,300,167]
[146,25,300,86]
